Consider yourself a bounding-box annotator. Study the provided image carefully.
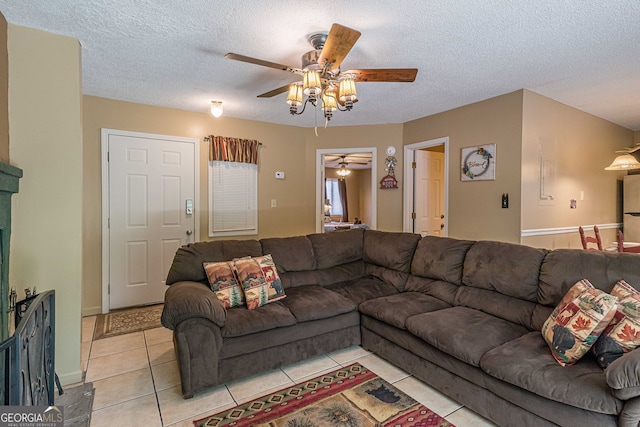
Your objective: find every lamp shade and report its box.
[321,87,338,117]
[303,70,321,97]
[605,154,640,171]
[286,83,303,107]
[339,77,357,106]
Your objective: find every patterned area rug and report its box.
[194,363,454,427]
[93,304,164,340]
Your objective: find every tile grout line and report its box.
[143,331,166,427]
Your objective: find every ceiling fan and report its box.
[225,23,418,120]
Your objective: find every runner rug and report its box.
[194,363,454,427]
[93,304,163,340]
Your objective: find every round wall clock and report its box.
[385,146,396,156]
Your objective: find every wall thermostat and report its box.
[275,171,285,179]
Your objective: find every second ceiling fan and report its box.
[225,23,418,120]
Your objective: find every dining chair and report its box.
[579,225,603,251]
[616,230,640,253]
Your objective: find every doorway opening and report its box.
[403,137,449,236]
[315,148,377,233]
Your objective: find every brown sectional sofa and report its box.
[161,228,640,426]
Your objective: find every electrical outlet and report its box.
[271,199,277,208]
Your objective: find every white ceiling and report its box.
[1,1,639,130]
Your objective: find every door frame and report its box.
[100,128,200,313]
[315,147,377,233]
[403,137,449,235]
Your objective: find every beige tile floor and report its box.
[80,315,496,427]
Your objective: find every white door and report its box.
[414,150,445,236]
[105,131,197,310]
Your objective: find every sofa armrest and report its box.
[161,281,226,329]
[605,348,640,400]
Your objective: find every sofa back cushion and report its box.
[363,230,421,291]
[456,241,547,330]
[411,236,475,285]
[532,249,640,330]
[260,236,315,272]
[307,228,364,270]
[462,241,547,301]
[166,240,262,285]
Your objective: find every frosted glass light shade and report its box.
[210,101,223,118]
[605,154,640,170]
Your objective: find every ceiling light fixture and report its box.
[336,157,351,177]
[210,101,223,118]
[605,154,640,171]
[288,73,357,121]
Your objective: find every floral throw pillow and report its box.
[542,279,618,366]
[203,261,245,308]
[234,254,286,310]
[592,280,640,368]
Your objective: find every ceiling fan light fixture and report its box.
[605,154,640,171]
[210,100,223,118]
[338,76,357,110]
[321,87,338,119]
[286,83,303,113]
[337,164,351,177]
[303,70,322,99]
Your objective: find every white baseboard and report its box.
[82,306,102,317]
[57,370,84,387]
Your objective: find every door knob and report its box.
[186,230,193,236]
[440,224,445,229]
[440,214,445,219]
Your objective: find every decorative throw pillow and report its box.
[203,261,245,308]
[592,280,640,368]
[234,254,286,310]
[542,279,618,366]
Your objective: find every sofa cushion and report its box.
[537,249,640,307]
[234,255,286,309]
[411,236,474,285]
[203,261,245,308]
[166,240,263,285]
[221,302,296,338]
[592,280,640,368]
[481,331,622,415]
[462,240,547,302]
[260,236,315,272]
[359,292,450,330]
[325,277,398,306]
[541,279,618,366]
[280,285,356,323]
[406,306,528,366]
[363,230,421,273]
[307,228,364,270]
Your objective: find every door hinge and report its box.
[108,283,110,294]
[107,151,109,161]
[108,218,110,229]
[411,212,416,219]
[412,162,416,169]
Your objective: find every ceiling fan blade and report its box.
[344,68,418,82]
[225,53,302,75]
[317,24,361,71]
[257,84,291,98]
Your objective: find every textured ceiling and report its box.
[1,1,639,130]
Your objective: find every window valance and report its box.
[208,135,261,165]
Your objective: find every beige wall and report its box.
[520,90,633,249]
[403,91,524,242]
[304,125,404,231]
[83,96,313,314]
[8,25,83,385]
[0,13,8,163]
